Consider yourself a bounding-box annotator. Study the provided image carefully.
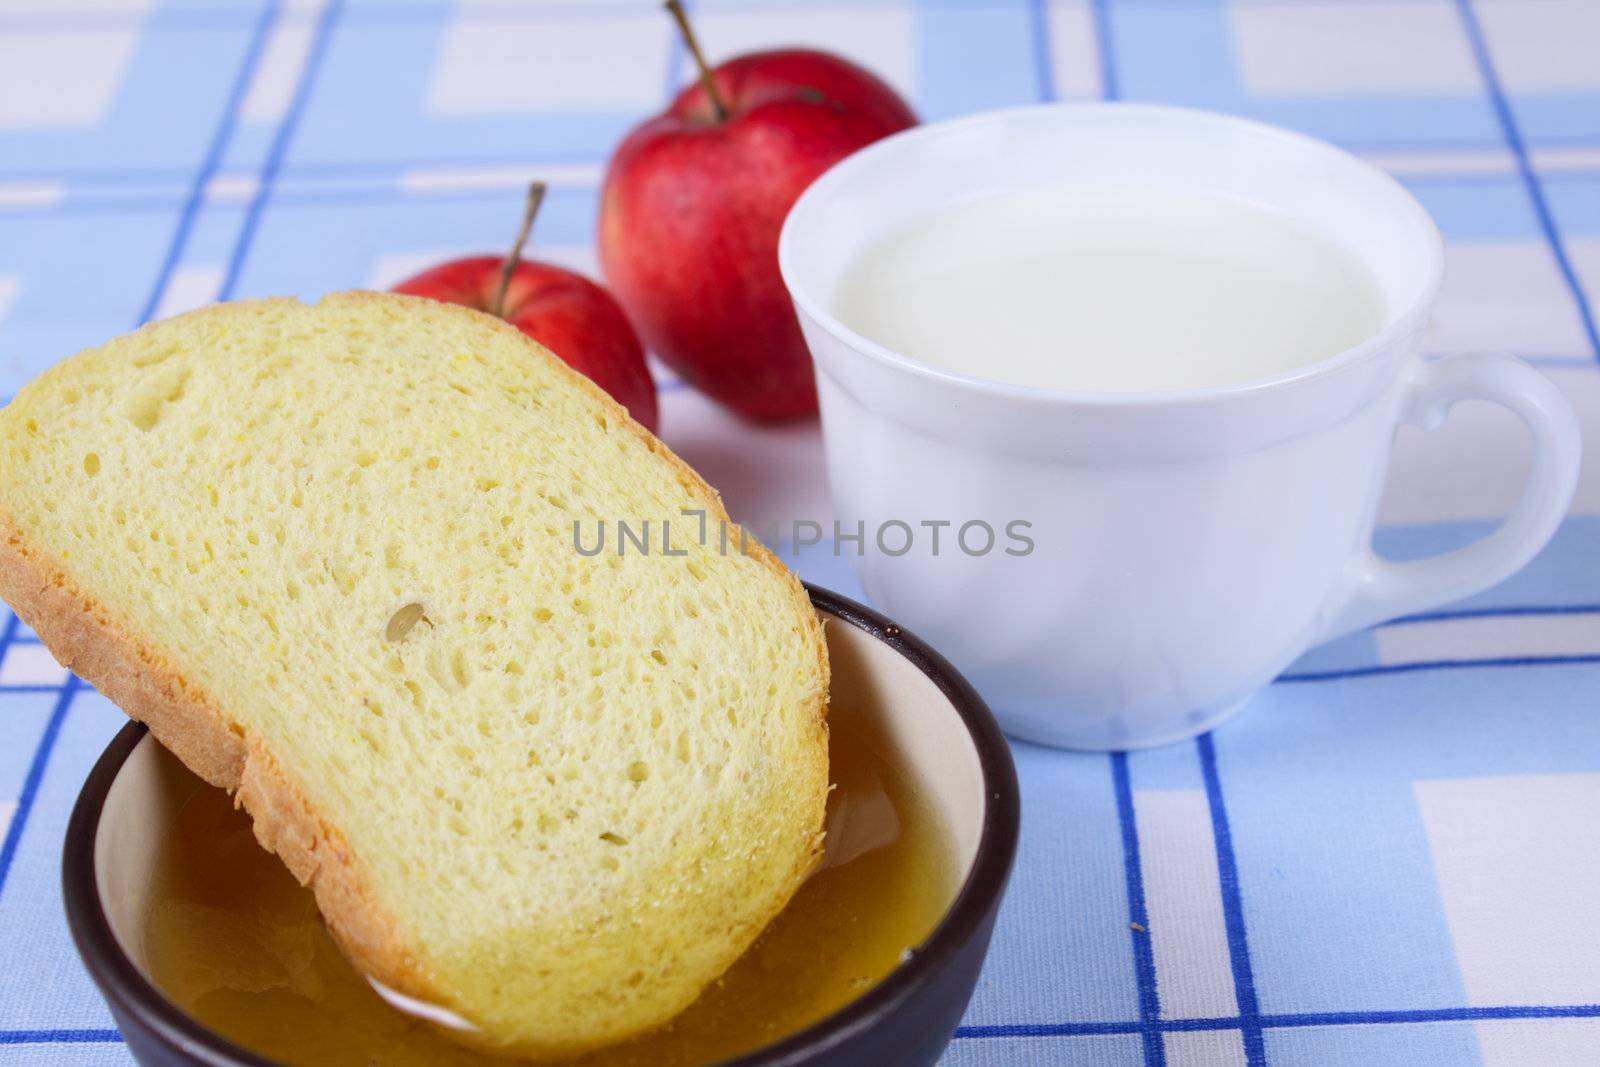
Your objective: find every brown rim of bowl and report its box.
[62,582,1021,1067]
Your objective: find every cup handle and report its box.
[1314,353,1582,644]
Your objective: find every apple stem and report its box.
[665,0,728,122]
[491,180,546,320]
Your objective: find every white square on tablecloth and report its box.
[204,173,259,204]
[154,265,223,322]
[238,13,319,125]
[0,643,66,688]
[1429,240,1594,359]
[1134,788,1241,1021]
[1475,0,1600,93]
[694,7,917,105]
[398,162,601,195]
[0,28,141,128]
[0,0,149,9]
[368,247,495,290]
[1476,1018,1600,1067]
[1165,1029,1247,1067]
[1416,773,1600,1006]
[1048,2,1105,100]
[0,182,62,209]
[1228,1,1479,95]
[1375,613,1600,667]
[0,800,14,845]
[426,15,670,115]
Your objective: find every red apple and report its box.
[394,184,659,433]
[599,3,916,421]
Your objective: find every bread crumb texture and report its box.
[0,292,829,1057]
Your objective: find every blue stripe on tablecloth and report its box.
[4,139,1600,193]
[0,650,1586,697]
[2,128,1600,191]
[0,1030,121,1045]
[0,653,1573,697]
[1197,734,1266,1066]
[219,0,345,302]
[1091,0,1120,102]
[1282,654,1600,683]
[954,1001,1600,1040]
[136,0,281,324]
[1455,0,1600,361]
[0,147,612,185]
[0,0,288,919]
[1110,752,1165,1066]
[0,674,80,904]
[1026,0,1055,105]
[1395,603,1600,624]
[10,149,1600,226]
[8,166,1600,222]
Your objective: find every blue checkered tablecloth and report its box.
[1,1,1598,1065]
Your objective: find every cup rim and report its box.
[61,583,1021,1067]
[777,100,1445,409]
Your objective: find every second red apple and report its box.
[394,184,659,433]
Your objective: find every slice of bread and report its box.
[0,292,829,1057]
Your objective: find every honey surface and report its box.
[143,708,952,1065]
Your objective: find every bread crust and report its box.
[0,292,829,1053]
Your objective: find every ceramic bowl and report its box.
[62,584,1019,1067]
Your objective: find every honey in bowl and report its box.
[142,706,954,1066]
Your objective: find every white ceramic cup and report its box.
[779,102,1582,751]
